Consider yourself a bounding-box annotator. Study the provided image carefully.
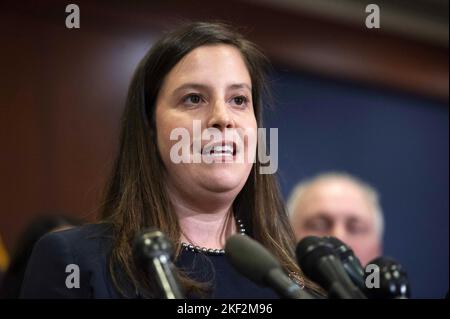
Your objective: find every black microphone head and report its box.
[323,236,365,290]
[365,256,410,299]
[133,227,174,263]
[225,234,280,286]
[324,236,356,260]
[295,236,336,281]
[296,236,367,299]
[132,228,184,299]
[323,236,364,272]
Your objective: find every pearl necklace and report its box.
[181,218,246,255]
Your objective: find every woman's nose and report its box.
[207,100,235,130]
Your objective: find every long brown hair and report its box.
[100,21,322,298]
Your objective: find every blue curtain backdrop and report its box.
[266,69,449,298]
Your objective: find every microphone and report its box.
[323,236,366,293]
[364,256,410,299]
[296,236,367,299]
[133,228,184,299]
[225,234,314,299]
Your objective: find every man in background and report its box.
[288,172,384,265]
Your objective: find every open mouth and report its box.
[201,141,237,158]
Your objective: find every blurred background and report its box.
[0,0,448,298]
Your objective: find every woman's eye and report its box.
[183,94,203,105]
[231,96,248,107]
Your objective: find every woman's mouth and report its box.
[201,141,237,160]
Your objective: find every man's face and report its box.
[291,179,381,265]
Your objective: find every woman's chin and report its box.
[197,170,246,194]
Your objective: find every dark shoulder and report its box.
[48,222,113,252]
[38,223,113,261]
[20,223,117,298]
[50,222,113,241]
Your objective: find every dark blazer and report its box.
[20,223,282,299]
[21,223,125,298]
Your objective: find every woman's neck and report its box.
[169,190,237,249]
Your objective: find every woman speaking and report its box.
[21,22,321,298]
